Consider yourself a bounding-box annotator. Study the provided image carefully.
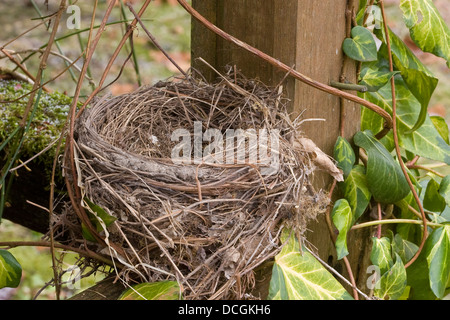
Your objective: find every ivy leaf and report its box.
[84,197,117,229]
[430,115,450,144]
[118,281,182,300]
[354,130,410,204]
[374,253,407,300]
[406,246,435,299]
[392,233,419,265]
[81,198,117,242]
[333,136,355,178]
[423,178,446,213]
[340,165,371,222]
[331,199,353,260]
[370,237,393,275]
[399,0,450,67]
[343,26,378,62]
[359,66,400,92]
[395,193,422,243]
[376,27,438,132]
[439,175,450,207]
[361,77,450,165]
[268,229,353,300]
[0,249,22,289]
[425,226,450,299]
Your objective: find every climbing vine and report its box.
[329,0,450,300]
[0,0,449,300]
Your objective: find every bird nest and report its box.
[56,69,338,299]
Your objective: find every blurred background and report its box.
[0,0,448,299]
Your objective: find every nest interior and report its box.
[57,69,330,299]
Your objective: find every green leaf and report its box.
[331,199,353,260]
[374,253,407,300]
[361,77,450,164]
[343,26,378,62]
[84,197,117,230]
[425,225,450,299]
[395,193,422,243]
[340,165,371,221]
[354,130,410,203]
[81,198,117,242]
[370,237,393,275]
[406,246,436,299]
[439,175,450,207]
[0,249,22,289]
[359,66,400,92]
[118,281,182,300]
[423,178,446,213]
[376,27,438,132]
[333,136,355,178]
[400,0,450,67]
[430,116,450,144]
[356,0,369,25]
[392,233,419,264]
[268,229,353,300]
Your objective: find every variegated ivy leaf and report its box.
[359,66,400,92]
[425,225,450,299]
[119,281,182,300]
[392,233,419,265]
[439,175,450,207]
[0,249,22,289]
[376,26,438,132]
[430,116,450,144]
[340,165,371,222]
[333,136,355,178]
[331,199,353,260]
[343,26,378,62]
[400,0,450,67]
[268,229,353,300]
[361,77,450,165]
[370,237,393,275]
[374,253,407,300]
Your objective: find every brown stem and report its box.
[0,49,50,93]
[176,0,393,130]
[407,164,445,178]
[376,203,382,239]
[127,3,187,77]
[0,241,121,268]
[379,0,427,269]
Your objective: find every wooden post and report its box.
[191,0,372,297]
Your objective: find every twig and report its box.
[176,0,393,130]
[0,48,50,92]
[0,241,121,267]
[376,203,382,238]
[351,218,443,230]
[304,246,371,300]
[0,49,94,84]
[9,137,59,172]
[379,0,427,269]
[407,164,445,178]
[19,0,66,129]
[127,3,188,78]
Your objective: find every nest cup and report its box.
[61,69,329,299]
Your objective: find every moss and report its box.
[0,79,72,178]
